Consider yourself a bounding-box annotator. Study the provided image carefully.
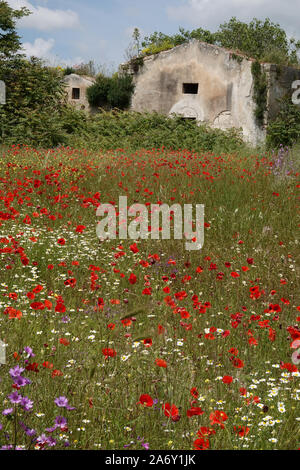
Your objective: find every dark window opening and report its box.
[180,117,197,121]
[183,83,198,94]
[72,88,80,100]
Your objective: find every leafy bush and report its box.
[107,74,135,109]
[86,74,111,108]
[65,110,245,154]
[267,97,300,148]
[0,57,68,147]
[87,73,134,110]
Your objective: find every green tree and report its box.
[86,74,111,108]
[139,17,300,66]
[0,0,30,58]
[87,73,134,110]
[0,57,69,146]
[215,17,300,64]
[107,74,134,109]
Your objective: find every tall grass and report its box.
[0,145,298,450]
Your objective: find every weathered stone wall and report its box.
[124,40,300,146]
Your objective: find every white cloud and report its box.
[22,37,84,67]
[22,37,55,58]
[8,0,80,31]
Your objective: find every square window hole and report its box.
[183,83,198,94]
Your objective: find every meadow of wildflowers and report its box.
[0,145,299,450]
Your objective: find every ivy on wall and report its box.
[251,61,268,127]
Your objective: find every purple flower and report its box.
[23,347,35,358]
[55,415,67,428]
[47,436,57,447]
[8,391,22,404]
[54,396,69,408]
[36,434,56,448]
[13,376,31,387]
[45,425,57,433]
[19,421,36,437]
[9,365,25,378]
[61,316,70,323]
[54,396,75,410]
[20,396,33,411]
[46,415,68,433]
[25,428,36,437]
[2,408,14,416]
[66,404,75,411]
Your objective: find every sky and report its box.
[7,0,300,72]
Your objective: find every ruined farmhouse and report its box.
[122,40,300,146]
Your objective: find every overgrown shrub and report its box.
[65,110,245,154]
[87,73,134,110]
[251,61,268,127]
[0,57,68,147]
[266,97,300,148]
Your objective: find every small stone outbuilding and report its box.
[63,73,95,112]
[122,40,300,145]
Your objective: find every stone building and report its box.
[122,40,300,145]
[63,73,96,112]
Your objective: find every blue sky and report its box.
[7,0,300,72]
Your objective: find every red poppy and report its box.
[130,243,139,253]
[102,348,117,359]
[234,425,250,437]
[155,358,167,368]
[222,375,233,384]
[162,403,179,421]
[187,407,204,417]
[52,369,63,378]
[209,410,228,428]
[75,225,86,233]
[231,357,244,368]
[25,362,39,373]
[59,338,70,346]
[190,387,199,399]
[197,427,216,438]
[55,301,66,313]
[193,438,209,450]
[142,288,152,295]
[129,273,137,285]
[4,307,22,319]
[138,394,153,407]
